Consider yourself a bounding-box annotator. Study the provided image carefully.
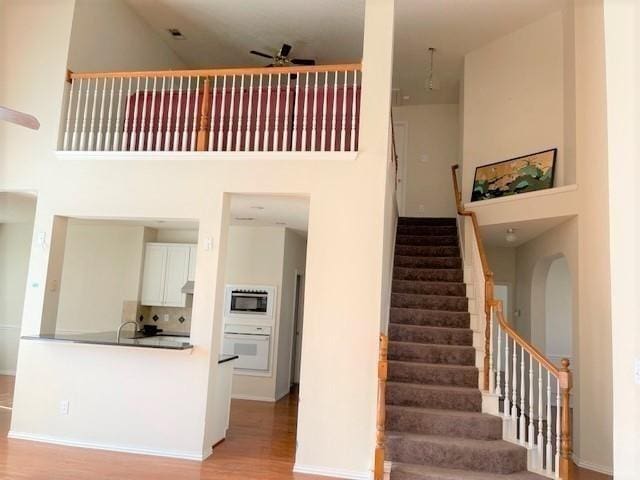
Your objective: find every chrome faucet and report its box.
[117,321,138,343]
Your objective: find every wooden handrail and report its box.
[68,63,362,80]
[450,164,573,479]
[374,334,388,480]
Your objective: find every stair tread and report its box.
[389,340,474,351]
[392,292,469,301]
[386,432,524,451]
[387,382,480,394]
[386,405,498,421]
[389,360,477,370]
[391,463,548,480]
[391,307,469,314]
[389,324,472,333]
[396,266,462,272]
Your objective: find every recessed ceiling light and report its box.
[167,28,185,39]
[505,228,517,243]
[250,206,265,210]
[235,217,255,221]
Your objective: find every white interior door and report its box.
[393,122,408,216]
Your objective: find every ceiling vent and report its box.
[167,28,185,39]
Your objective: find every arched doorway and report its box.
[544,256,572,364]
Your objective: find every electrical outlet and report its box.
[59,400,70,416]
[634,359,640,385]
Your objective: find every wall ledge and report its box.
[55,151,359,162]
[464,184,578,209]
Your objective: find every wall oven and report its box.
[222,325,271,372]
[224,285,276,324]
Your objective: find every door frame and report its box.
[393,120,409,216]
[288,269,304,387]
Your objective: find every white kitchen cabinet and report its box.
[188,245,197,282]
[140,243,195,307]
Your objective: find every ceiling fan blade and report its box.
[250,50,275,60]
[0,106,40,130]
[279,43,292,58]
[291,58,316,66]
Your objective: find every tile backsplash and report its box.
[122,301,192,335]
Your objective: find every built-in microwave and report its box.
[224,285,276,324]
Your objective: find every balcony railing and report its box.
[60,64,362,154]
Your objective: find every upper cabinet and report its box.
[141,243,196,307]
[188,245,197,282]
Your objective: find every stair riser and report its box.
[389,343,475,366]
[388,362,478,388]
[398,218,457,226]
[386,384,481,412]
[389,325,473,346]
[391,309,470,329]
[386,436,527,474]
[394,256,462,269]
[397,225,458,236]
[386,409,502,440]
[397,235,459,246]
[394,268,463,283]
[392,280,466,297]
[391,294,468,312]
[395,245,460,257]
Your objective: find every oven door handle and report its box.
[224,333,270,341]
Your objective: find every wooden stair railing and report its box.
[374,334,388,480]
[451,165,573,480]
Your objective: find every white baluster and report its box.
[519,345,526,444]
[301,73,310,150]
[131,77,141,151]
[528,352,535,447]
[226,75,236,151]
[218,75,227,151]
[546,371,553,475]
[114,78,125,151]
[253,75,263,150]
[274,73,281,150]
[244,75,254,150]
[88,76,99,150]
[331,71,338,151]
[350,69,358,151]
[155,77,166,151]
[512,339,518,435]
[96,78,107,150]
[235,75,245,151]
[282,74,292,151]
[496,322,502,397]
[105,78,115,150]
[72,78,83,150]
[138,76,149,151]
[489,305,495,394]
[63,78,75,150]
[340,70,348,151]
[537,361,544,470]
[147,77,158,150]
[292,73,300,151]
[173,76,184,151]
[311,72,318,150]
[208,76,218,151]
[555,377,561,478]
[263,74,272,150]
[182,76,192,151]
[504,331,511,418]
[80,77,92,150]
[190,77,200,151]
[321,71,328,150]
[164,77,175,151]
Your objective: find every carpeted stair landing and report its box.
[385,217,545,480]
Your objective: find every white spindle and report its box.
[114,78,125,151]
[173,76,184,151]
[71,79,83,150]
[244,75,254,150]
[321,71,328,150]
[496,322,502,396]
[105,78,116,150]
[504,331,511,418]
[148,77,158,150]
[555,377,561,478]
[512,339,518,431]
[208,76,218,151]
[340,70,348,151]
[156,77,166,150]
[138,77,149,151]
[537,362,545,470]
[218,75,227,151]
[274,74,281,150]
[88,76,99,150]
[131,77,141,151]
[235,75,245,151]
[190,77,200,151]
[282,74,291,151]
[301,73,310,151]
[254,74,263,150]
[546,371,553,475]
[528,353,535,447]
[63,78,75,150]
[311,72,318,150]
[80,77,92,150]
[489,306,495,393]
[164,77,175,151]
[226,75,236,151]
[331,71,338,151]
[519,345,526,443]
[292,73,300,151]
[96,78,107,150]
[182,76,192,151]
[263,74,272,150]
[350,69,358,151]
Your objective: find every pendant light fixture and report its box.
[425,47,440,91]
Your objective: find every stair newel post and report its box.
[196,76,211,151]
[483,275,494,391]
[559,358,573,480]
[374,334,388,480]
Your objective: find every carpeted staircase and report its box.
[385,217,545,480]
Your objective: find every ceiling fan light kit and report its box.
[250,43,316,67]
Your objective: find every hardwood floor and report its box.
[0,375,612,479]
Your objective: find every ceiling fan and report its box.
[0,106,40,130]
[250,43,315,67]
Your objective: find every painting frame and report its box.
[470,148,557,202]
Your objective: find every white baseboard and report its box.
[231,393,276,402]
[572,455,613,476]
[0,369,16,376]
[293,463,371,480]
[7,431,205,461]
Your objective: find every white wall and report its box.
[55,221,147,333]
[485,247,516,318]
[544,256,572,360]
[392,104,459,217]
[462,11,565,203]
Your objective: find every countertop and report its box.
[22,331,193,350]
